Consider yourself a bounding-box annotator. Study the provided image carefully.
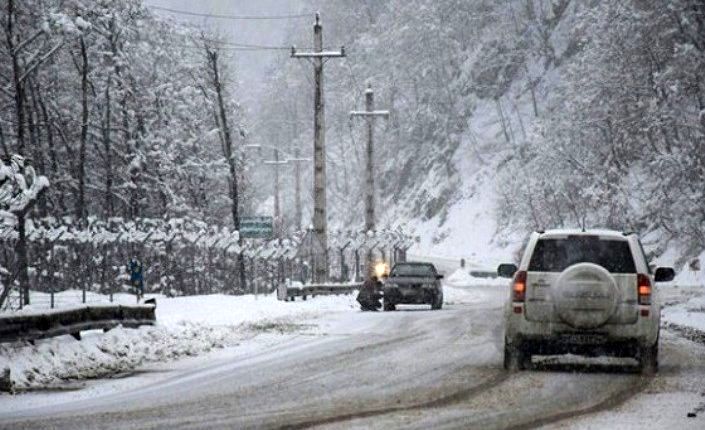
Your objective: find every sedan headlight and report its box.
[374,262,389,278]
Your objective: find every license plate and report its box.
[561,334,606,345]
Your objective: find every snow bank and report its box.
[0,323,238,391]
[663,285,705,333]
[446,268,474,287]
[445,268,508,288]
[155,293,358,327]
[0,293,358,391]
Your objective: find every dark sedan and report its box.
[383,262,444,311]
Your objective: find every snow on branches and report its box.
[20,217,242,254]
[0,155,49,239]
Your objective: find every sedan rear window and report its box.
[390,264,437,278]
[528,236,636,273]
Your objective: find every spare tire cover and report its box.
[552,263,619,329]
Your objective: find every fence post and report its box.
[50,288,54,309]
[355,250,361,282]
[278,257,284,289]
[81,242,87,303]
[249,256,256,294]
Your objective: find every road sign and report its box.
[241,216,273,239]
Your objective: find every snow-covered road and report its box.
[2,282,705,429]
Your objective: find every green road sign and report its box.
[241,216,273,239]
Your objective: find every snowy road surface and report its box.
[2,282,705,429]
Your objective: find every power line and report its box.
[163,43,288,52]
[193,38,291,51]
[147,5,312,21]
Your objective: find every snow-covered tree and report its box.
[0,155,49,306]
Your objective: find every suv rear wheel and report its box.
[504,338,531,371]
[638,342,658,375]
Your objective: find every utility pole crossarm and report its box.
[291,49,346,58]
[350,110,390,118]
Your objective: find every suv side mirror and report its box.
[436,274,444,280]
[654,267,675,283]
[497,263,518,279]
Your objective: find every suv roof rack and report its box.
[536,229,545,234]
[622,231,635,236]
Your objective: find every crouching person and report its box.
[357,275,382,311]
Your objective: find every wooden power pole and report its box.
[291,13,345,282]
[263,149,288,236]
[350,83,390,233]
[286,147,311,232]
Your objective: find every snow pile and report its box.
[0,322,241,391]
[155,293,358,327]
[0,293,358,391]
[445,268,509,288]
[443,283,505,306]
[674,269,705,287]
[663,286,705,333]
[446,268,474,287]
[673,251,705,287]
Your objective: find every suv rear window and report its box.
[528,236,636,273]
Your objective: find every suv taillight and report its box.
[513,270,527,302]
[637,273,651,305]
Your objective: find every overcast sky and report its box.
[146,0,307,104]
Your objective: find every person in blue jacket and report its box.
[128,258,144,301]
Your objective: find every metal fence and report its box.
[0,217,414,311]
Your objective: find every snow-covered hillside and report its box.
[405,100,519,266]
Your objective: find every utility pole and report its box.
[274,149,280,234]
[293,147,303,231]
[350,83,390,233]
[263,149,287,236]
[291,13,345,282]
[245,143,310,235]
[286,152,311,233]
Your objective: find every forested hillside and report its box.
[498,0,705,263]
[3,0,704,266]
[256,0,705,264]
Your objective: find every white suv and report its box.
[498,229,675,374]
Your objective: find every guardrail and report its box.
[277,282,361,301]
[0,303,156,343]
